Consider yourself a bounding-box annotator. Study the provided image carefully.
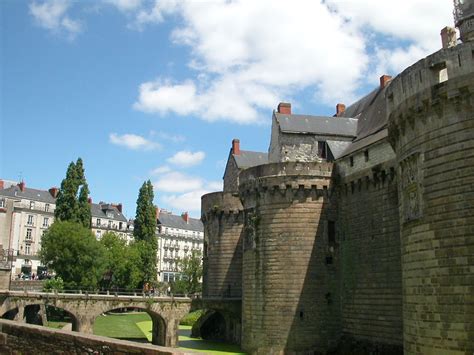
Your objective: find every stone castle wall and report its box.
[337,142,403,350]
[239,162,340,354]
[201,192,244,299]
[387,42,474,354]
[0,318,189,354]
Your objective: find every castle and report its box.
[199,2,474,354]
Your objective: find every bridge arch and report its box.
[187,308,241,345]
[92,306,167,346]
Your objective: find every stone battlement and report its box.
[387,41,474,113]
[201,191,243,218]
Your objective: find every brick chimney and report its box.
[182,212,189,224]
[0,180,4,190]
[336,103,346,117]
[379,74,392,89]
[232,139,240,156]
[277,102,291,115]
[18,181,26,192]
[441,26,457,49]
[49,187,59,198]
[112,203,123,213]
[156,206,160,220]
[88,197,92,204]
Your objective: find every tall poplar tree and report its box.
[55,158,91,228]
[133,180,158,283]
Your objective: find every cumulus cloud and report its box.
[167,150,205,167]
[29,0,82,38]
[104,0,142,12]
[150,165,171,175]
[153,171,203,193]
[109,133,161,151]
[133,0,453,123]
[152,167,222,214]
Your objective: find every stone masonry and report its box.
[201,13,474,355]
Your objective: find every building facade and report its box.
[156,209,204,283]
[0,182,130,277]
[201,10,474,354]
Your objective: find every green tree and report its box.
[133,180,156,243]
[99,232,143,290]
[54,158,91,228]
[176,250,203,295]
[133,180,158,284]
[39,221,106,289]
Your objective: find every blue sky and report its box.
[1,0,452,218]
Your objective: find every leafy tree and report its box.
[43,277,64,292]
[133,180,157,243]
[39,221,106,289]
[55,158,91,228]
[99,232,143,290]
[176,250,203,295]
[133,180,158,284]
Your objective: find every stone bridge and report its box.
[0,290,241,347]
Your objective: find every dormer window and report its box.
[0,199,5,208]
[318,141,327,159]
[107,212,114,218]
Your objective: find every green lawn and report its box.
[94,312,150,340]
[94,312,246,354]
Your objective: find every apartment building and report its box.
[156,209,204,283]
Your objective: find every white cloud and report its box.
[104,0,142,12]
[162,189,207,214]
[133,0,453,123]
[153,171,203,193]
[150,165,171,175]
[167,150,205,167]
[154,131,185,143]
[109,133,161,151]
[152,168,222,214]
[29,0,82,38]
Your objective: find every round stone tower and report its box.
[387,41,474,354]
[454,0,474,42]
[201,191,244,299]
[239,162,340,354]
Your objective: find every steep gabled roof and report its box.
[0,185,56,204]
[234,150,268,169]
[158,213,203,232]
[274,113,357,138]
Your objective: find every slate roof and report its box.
[234,150,268,169]
[337,83,391,158]
[274,113,357,138]
[0,185,56,204]
[158,213,203,232]
[327,141,352,159]
[91,203,127,222]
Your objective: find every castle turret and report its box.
[387,40,474,354]
[239,162,340,354]
[454,0,474,42]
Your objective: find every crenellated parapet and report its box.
[339,162,397,195]
[238,161,340,354]
[387,42,474,152]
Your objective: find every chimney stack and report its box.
[440,26,457,49]
[379,74,392,89]
[88,197,92,204]
[232,139,241,156]
[18,181,25,192]
[0,180,4,190]
[336,103,346,117]
[156,206,161,220]
[49,187,59,198]
[277,102,291,115]
[182,212,189,224]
